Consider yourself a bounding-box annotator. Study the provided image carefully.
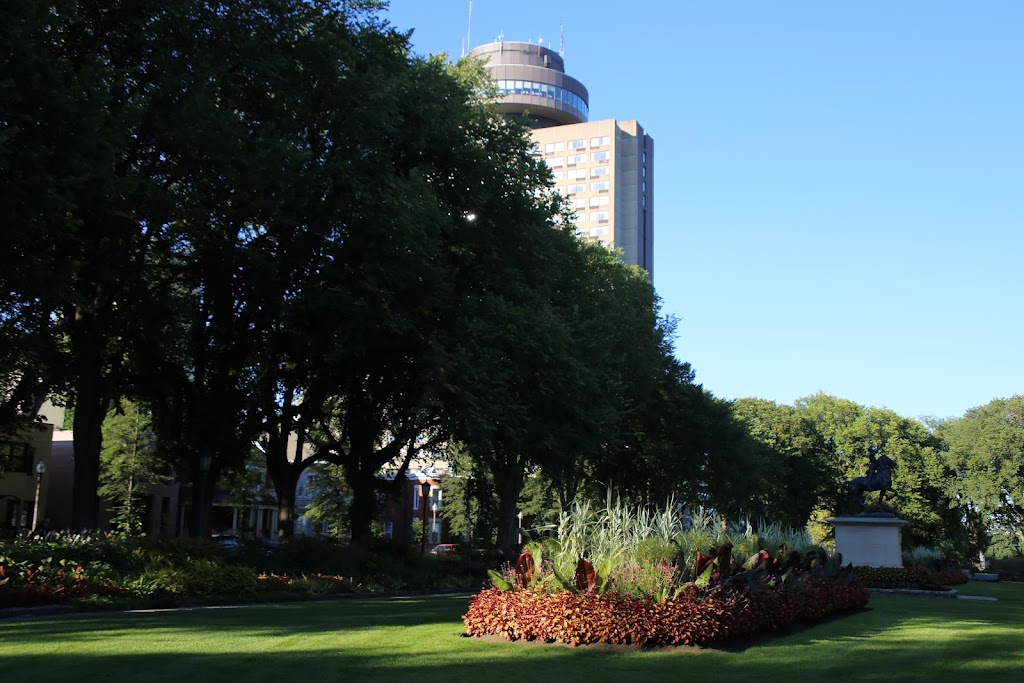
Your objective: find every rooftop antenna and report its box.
[466,0,473,52]
[559,20,565,57]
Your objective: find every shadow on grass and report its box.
[1,593,1023,682]
[0,595,473,642]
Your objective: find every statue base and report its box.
[828,515,908,568]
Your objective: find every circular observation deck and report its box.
[467,41,589,127]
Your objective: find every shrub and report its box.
[256,573,354,595]
[903,546,943,567]
[125,537,225,569]
[136,559,257,597]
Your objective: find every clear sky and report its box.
[383,1,1024,422]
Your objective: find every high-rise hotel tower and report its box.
[467,41,654,278]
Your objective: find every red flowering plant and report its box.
[466,500,867,647]
[0,555,126,608]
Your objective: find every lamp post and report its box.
[431,503,438,545]
[196,448,212,539]
[420,480,430,553]
[517,510,523,545]
[31,461,45,533]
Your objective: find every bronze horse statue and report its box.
[844,445,896,513]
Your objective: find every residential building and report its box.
[0,423,52,535]
[379,463,451,547]
[467,40,654,278]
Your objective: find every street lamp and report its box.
[31,461,45,533]
[517,510,523,545]
[420,480,430,553]
[431,503,437,545]
[196,448,212,539]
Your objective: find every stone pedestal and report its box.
[828,515,908,568]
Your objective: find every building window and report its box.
[589,211,609,222]
[590,180,609,192]
[566,183,585,195]
[494,81,589,119]
[567,153,586,166]
[568,138,586,150]
[551,170,563,181]
[383,521,393,540]
[590,135,609,147]
[412,489,419,511]
[546,156,564,169]
[544,141,564,154]
[590,166,609,177]
[0,442,31,474]
[591,151,609,163]
[589,196,609,208]
[567,169,586,181]
[589,226,609,237]
[568,198,586,209]
[430,487,442,509]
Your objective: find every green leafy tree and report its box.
[1,0,177,528]
[439,442,503,547]
[936,396,1024,563]
[98,401,169,535]
[302,464,351,541]
[130,0,414,539]
[731,398,835,527]
[306,55,571,551]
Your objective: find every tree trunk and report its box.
[348,478,376,551]
[494,459,525,558]
[271,460,298,540]
[276,494,295,540]
[71,375,107,530]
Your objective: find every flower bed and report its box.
[853,565,968,590]
[463,544,869,648]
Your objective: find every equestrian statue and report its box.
[844,444,896,514]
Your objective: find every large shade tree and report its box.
[1,1,181,527]
[936,396,1024,561]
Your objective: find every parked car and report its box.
[212,534,240,550]
[430,543,458,555]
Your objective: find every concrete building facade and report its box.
[468,41,654,278]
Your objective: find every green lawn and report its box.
[1,582,1022,682]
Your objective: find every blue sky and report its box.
[384,1,1024,421]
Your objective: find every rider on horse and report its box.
[845,445,896,513]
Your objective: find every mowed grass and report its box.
[1,582,1022,682]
